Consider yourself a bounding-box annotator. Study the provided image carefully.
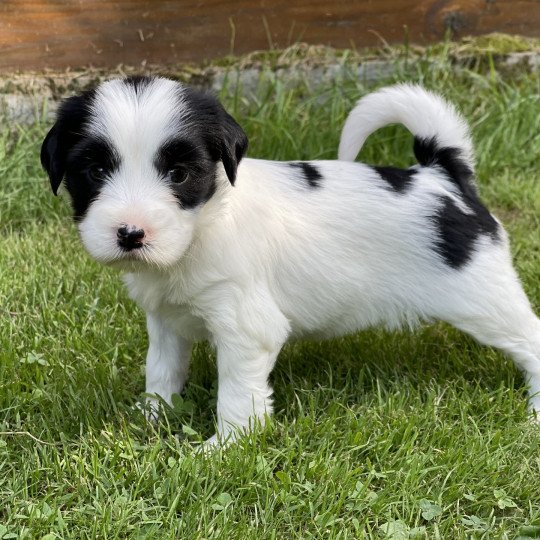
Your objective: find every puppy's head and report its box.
[41,76,248,269]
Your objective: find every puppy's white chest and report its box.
[157,303,209,341]
[123,271,209,342]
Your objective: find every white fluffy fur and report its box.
[75,81,540,445]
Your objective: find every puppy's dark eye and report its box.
[166,167,189,185]
[87,165,106,183]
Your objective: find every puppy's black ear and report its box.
[41,124,64,195]
[219,110,248,185]
[41,92,94,195]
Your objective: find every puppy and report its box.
[41,77,540,445]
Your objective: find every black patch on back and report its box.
[413,136,500,268]
[154,138,217,209]
[374,166,415,194]
[289,162,323,188]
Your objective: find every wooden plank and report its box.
[1,0,539,72]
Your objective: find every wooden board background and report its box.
[1,0,539,72]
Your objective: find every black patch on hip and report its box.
[431,195,500,269]
[413,136,500,268]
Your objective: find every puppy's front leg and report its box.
[209,342,280,444]
[144,312,192,418]
[206,293,290,445]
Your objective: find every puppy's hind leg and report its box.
[440,261,540,419]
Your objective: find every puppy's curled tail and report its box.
[338,84,476,193]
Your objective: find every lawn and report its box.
[1,47,540,539]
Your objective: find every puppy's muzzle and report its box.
[117,225,145,251]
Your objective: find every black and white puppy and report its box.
[41,76,540,445]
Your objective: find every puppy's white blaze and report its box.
[338,83,474,166]
[78,168,195,267]
[87,77,188,156]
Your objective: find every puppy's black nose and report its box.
[117,225,145,251]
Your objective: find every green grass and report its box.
[1,50,540,539]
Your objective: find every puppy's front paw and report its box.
[135,396,162,424]
[195,432,235,455]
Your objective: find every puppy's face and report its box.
[41,76,247,269]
